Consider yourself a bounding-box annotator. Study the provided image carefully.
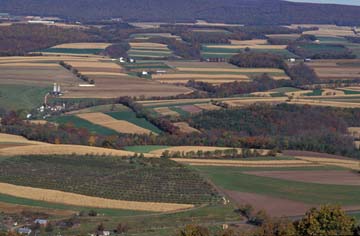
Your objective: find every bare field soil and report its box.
[173,122,201,134]
[154,107,180,117]
[53,43,112,49]
[77,112,154,135]
[224,190,313,217]
[0,182,193,212]
[244,170,360,186]
[178,105,202,114]
[0,64,76,87]
[194,103,221,111]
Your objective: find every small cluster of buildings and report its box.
[17,219,48,235]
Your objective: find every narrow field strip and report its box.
[0,182,193,212]
[52,43,112,49]
[0,144,154,157]
[172,158,318,167]
[295,156,360,171]
[175,67,284,73]
[153,74,250,79]
[77,112,155,135]
[154,107,180,116]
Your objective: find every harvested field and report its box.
[0,63,76,87]
[154,107,180,117]
[129,42,168,49]
[230,39,268,45]
[0,143,33,149]
[194,103,221,111]
[0,182,193,212]
[204,44,287,49]
[81,72,128,76]
[175,67,284,73]
[153,74,249,80]
[64,61,123,69]
[53,43,112,49]
[66,104,130,115]
[165,61,238,69]
[173,122,200,134]
[288,24,356,37]
[244,170,360,186]
[77,112,155,135]
[0,133,45,145]
[295,156,360,171]
[309,59,360,80]
[321,89,345,96]
[288,99,360,108]
[173,159,317,167]
[225,97,288,107]
[266,34,301,40]
[0,202,75,216]
[0,143,147,157]
[223,190,312,217]
[178,105,202,114]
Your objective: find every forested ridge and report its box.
[1,0,360,25]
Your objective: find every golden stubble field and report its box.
[76,112,155,135]
[0,182,193,212]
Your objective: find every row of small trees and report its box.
[59,61,95,84]
[161,148,276,159]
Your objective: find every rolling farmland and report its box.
[0,155,220,206]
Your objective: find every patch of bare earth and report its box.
[243,170,360,186]
[223,190,313,217]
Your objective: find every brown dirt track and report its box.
[243,170,360,186]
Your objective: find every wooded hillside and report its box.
[1,0,360,25]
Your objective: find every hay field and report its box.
[288,99,360,108]
[129,42,169,49]
[0,133,45,145]
[53,43,112,49]
[173,158,318,167]
[225,97,288,107]
[204,44,287,49]
[154,107,180,117]
[194,103,221,111]
[173,122,201,134]
[0,182,193,212]
[0,144,145,157]
[230,39,268,45]
[175,67,284,73]
[77,112,154,135]
[288,24,356,37]
[295,156,360,171]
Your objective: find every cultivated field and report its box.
[308,59,360,81]
[197,164,360,216]
[0,155,219,207]
[173,122,201,134]
[152,61,289,84]
[76,112,155,135]
[150,146,269,156]
[52,43,112,49]
[0,182,193,212]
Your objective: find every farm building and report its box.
[34,219,48,225]
[18,227,32,235]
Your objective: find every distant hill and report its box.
[1,0,360,25]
